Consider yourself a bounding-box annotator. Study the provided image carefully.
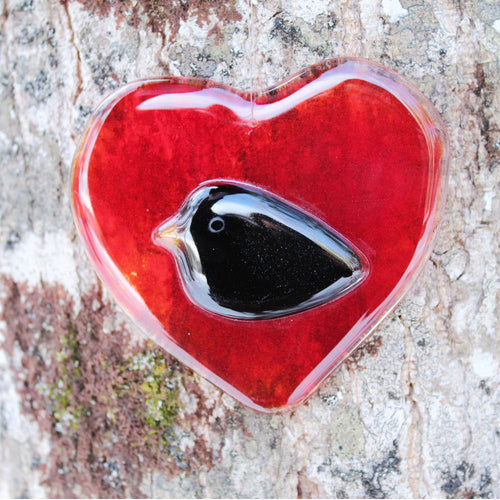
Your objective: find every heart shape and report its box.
[72,58,448,412]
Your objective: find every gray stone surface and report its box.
[0,0,498,497]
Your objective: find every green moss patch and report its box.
[0,279,216,498]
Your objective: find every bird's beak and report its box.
[153,219,183,249]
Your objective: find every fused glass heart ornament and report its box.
[72,58,448,412]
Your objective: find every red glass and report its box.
[72,58,448,412]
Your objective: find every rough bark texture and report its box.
[0,0,499,497]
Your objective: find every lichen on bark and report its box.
[0,278,217,497]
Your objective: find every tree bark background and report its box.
[0,0,498,497]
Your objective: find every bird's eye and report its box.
[208,216,225,233]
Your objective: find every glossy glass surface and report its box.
[153,181,364,319]
[72,58,449,412]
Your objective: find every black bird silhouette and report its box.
[153,181,364,319]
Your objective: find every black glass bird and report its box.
[153,181,364,320]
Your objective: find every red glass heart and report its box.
[72,58,448,412]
